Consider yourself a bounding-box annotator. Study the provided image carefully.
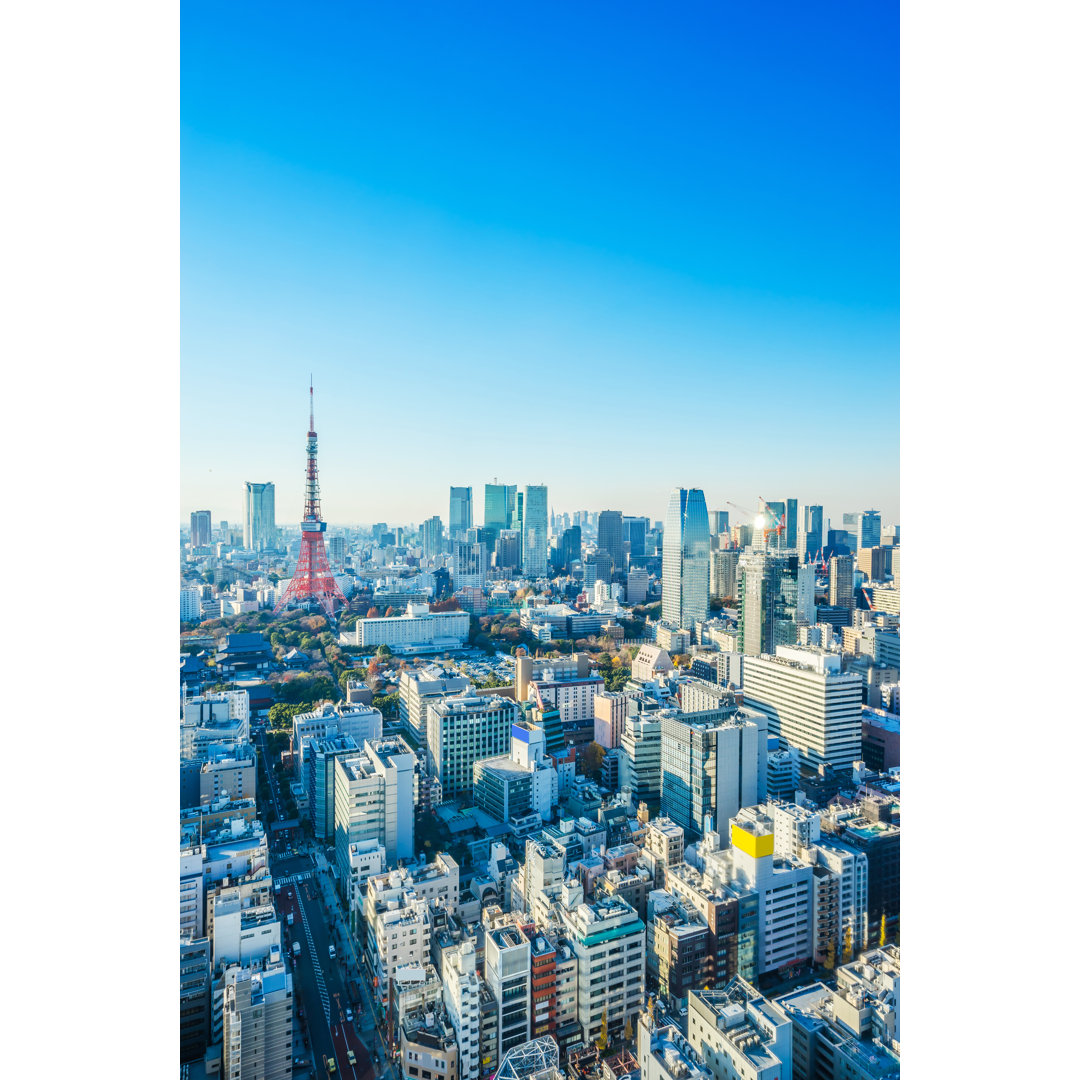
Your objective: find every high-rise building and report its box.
[662,488,710,640]
[624,516,648,558]
[449,486,473,539]
[828,554,856,611]
[484,912,532,1057]
[452,538,489,589]
[327,534,347,566]
[180,587,203,622]
[190,510,212,548]
[742,647,864,770]
[421,516,445,559]
[737,551,801,656]
[442,941,482,1080]
[709,548,739,602]
[242,482,276,552]
[619,713,662,806]
[858,511,882,551]
[659,701,768,840]
[553,526,581,572]
[220,957,293,1080]
[333,736,417,886]
[785,498,798,550]
[857,545,886,583]
[484,482,516,531]
[597,510,624,564]
[522,485,549,578]
[708,510,730,537]
[798,504,823,563]
[427,694,518,798]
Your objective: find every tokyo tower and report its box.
[273,381,347,619]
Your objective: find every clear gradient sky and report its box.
[181,1,899,532]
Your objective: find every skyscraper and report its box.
[662,488,710,639]
[554,526,581,572]
[623,516,648,558]
[597,510,624,566]
[190,510,212,548]
[737,551,800,656]
[483,482,516,550]
[242,482,276,552]
[522,485,549,578]
[799,504,823,563]
[785,498,798,550]
[858,510,882,551]
[708,510,729,537]
[828,554,855,611]
[421,516,445,559]
[449,487,473,539]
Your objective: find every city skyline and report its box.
[182,3,898,526]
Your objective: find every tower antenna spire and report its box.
[273,379,346,620]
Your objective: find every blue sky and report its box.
[182,1,899,531]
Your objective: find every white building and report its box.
[333,737,416,896]
[220,954,293,1080]
[346,602,470,653]
[399,666,472,747]
[687,980,792,1080]
[742,647,863,770]
[442,940,483,1080]
[365,871,432,1009]
[427,693,519,798]
[565,895,645,1044]
[181,587,203,622]
[292,701,383,773]
[637,1009,712,1080]
[484,911,532,1058]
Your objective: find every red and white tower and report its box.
[273,381,347,619]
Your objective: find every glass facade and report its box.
[522,485,549,578]
[661,487,710,639]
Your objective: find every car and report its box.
[345,1008,353,1022]
[327,1057,337,1074]
[347,1051,357,1066]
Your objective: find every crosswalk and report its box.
[276,870,313,887]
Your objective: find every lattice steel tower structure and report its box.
[273,381,346,618]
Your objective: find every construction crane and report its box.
[757,496,785,550]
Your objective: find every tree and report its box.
[269,702,308,730]
[384,606,396,618]
[879,913,887,946]
[366,607,380,619]
[376,644,392,658]
[581,741,606,781]
[268,572,280,585]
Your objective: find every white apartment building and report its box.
[181,848,205,937]
[347,602,470,653]
[427,693,518,798]
[687,980,792,1080]
[365,872,432,1009]
[565,895,645,1044]
[742,647,863,770]
[442,941,482,1080]
[333,737,416,896]
[553,938,578,1040]
[211,897,282,970]
[181,587,203,621]
[408,853,461,917]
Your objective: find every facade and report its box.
[452,538,489,589]
[593,691,632,750]
[709,547,739,602]
[742,648,863,770]
[737,551,801,657]
[180,933,212,1063]
[428,693,518,797]
[857,511,882,551]
[662,487,710,641]
[400,1007,460,1080]
[365,873,432,1009]
[798,505,824,563]
[422,516,446,559]
[637,1011,712,1080]
[180,587,203,621]
[292,702,383,774]
[243,482,276,552]
[522,485,549,578]
[449,487,473,539]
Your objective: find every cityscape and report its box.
[180,387,901,1080]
